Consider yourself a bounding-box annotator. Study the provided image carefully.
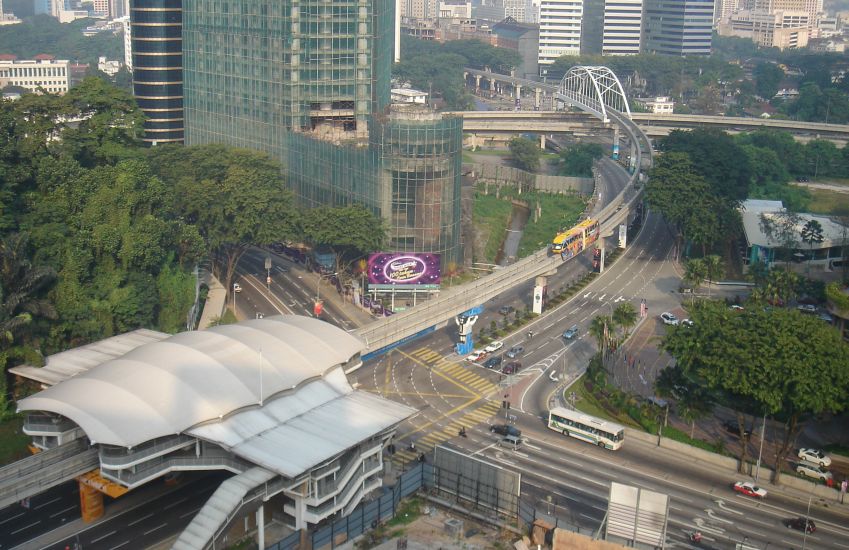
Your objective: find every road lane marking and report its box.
[91,530,118,543]
[143,523,168,536]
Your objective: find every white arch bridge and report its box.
[463,65,632,123]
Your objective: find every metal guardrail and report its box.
[0,441,99,508]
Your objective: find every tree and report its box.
[759,210,802,267]
[612,302,637,337]
[800,219,824,270]
[683,258,707,293]
[558,143,605,177]
[663,301,849,478]
[753,62,784,100]
[659,128,752,204]
[703,255,725,297]
[655,365,714,438]
[588,315,611,354]
[0,233,57,417]
[508,137,541,172]
[301,205,387,273]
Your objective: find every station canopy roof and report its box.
[16,316,413,465]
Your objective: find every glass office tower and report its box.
[131,0,184,144]
[182,0,462,262]
[642,0,714,55]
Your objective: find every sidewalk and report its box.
[197,271,226,329]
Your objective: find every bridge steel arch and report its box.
[558,66,632,123]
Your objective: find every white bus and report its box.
[548,407,625,450]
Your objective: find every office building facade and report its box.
[0,58,69,93]
[642,0,714,55]
[538,0,584,66]
[130,0,183,144]
[182,0,463,261]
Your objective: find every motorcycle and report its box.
[689,531,703,544]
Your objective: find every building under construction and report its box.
[181,0,463,262]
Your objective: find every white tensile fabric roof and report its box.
[17,316,369,449]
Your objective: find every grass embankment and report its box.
[473,190,514,264]
[804,187,849,216]
[0,417,32,466]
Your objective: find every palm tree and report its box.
[0,233,57,417]
[612,302,637,337]
[703,255,725,298]
[678,388,714,439]
[800,219,824,273]
[683,258,707,295]
[588,315,611,355]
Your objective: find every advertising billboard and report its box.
[367,253,441,289]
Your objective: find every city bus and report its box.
[548,407,625,450]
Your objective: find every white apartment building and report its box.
[538,0,584,66]
[505,0,528,21]
[602,0,643,54]
[439,1,472,18]
[119,16,132,71]
[636,96,674,113]
[0,59,70,94]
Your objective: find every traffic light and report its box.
[592,248,602,273]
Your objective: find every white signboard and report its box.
[618,224,627,248]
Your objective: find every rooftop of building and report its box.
[491,16,538,37]
[740,199,849,249]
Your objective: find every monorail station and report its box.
[13,316,415,548]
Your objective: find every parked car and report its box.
[660,312,679,326]
[797,304,817,314]
[729,304,745,311]
[483,356,503,369]
[796,176,810,183]
[681,318,694,328]
[785,517,816,533]
[818,312,834,323]
[506,345,524,358]
[562,325,579,339]
[798,448,832,467]
[484,341,504,353]
[490,424,521,437]
[233,283,242,293]
[796,461,833,482]
[723,420,752,438]
[466,350,486,362]
[502,361,522,374]
[498,305,515,315]
[733,481,767,498]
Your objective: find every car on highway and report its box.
[798,448,831,467]
[797,304,817,314]
[498,305,515,315]
[733,481,767,498]
[723,420,753,438]
[785,517,816,533]
[483,356,503,369]
[485,341,504,353]
[490,424,521,437]
[506,345,524,358]
[233,283,242,293]
[502,361,522,374]
[562,325,579,339]
[796,461,833,482]
[466,350,486,362]
[660,312,679,326]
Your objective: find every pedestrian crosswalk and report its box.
[392,400,502,465]
[408,347,498,396]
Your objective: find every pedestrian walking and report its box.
[841,479,847,504]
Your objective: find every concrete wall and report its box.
[465,162,593,196]
[624,428,840,501]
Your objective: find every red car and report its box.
[733,481,767,498]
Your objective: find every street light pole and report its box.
[802,495,813,550]
[755,412,767,482]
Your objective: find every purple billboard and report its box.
[367,253,441,288]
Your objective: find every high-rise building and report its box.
[181,0,463,261]
[602,0,643,54]
[642,0,714,55]
[538,0,584,66]
[130,0,183,145]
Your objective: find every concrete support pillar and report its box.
[516,84,522,99]
[629,142,637,172]
[257,504,265,549]
[534,88,541,109]
[533,276,547,315]
[540,134,546,149]
[474,74,481,92]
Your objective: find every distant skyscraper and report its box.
[130,0,183,144]
[603,0,643,54]
[538,0,584,66]
[643,0,714,55]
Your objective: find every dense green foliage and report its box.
[395,36,521,110]
[508,137,541,172]
[663,300,849,479]
[0,15,123,66]
[557,143,606,177]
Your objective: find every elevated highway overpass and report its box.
[447,110,849,145]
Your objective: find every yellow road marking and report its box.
[396,349,479,398]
